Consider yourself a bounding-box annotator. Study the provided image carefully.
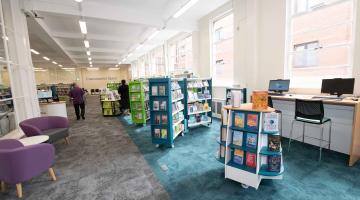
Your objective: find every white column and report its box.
[1,0,40,123]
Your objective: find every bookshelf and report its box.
[100,90,121,116]
[223,104,284,189]
[149,78,185,148]
[129,80,149,125]
[184,78,212,131]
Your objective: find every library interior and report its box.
[0,0,360,199]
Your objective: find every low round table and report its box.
[19,135,49,146]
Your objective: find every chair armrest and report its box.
[0,144,55,184]
[19,123,42,137]
[48,116,69,128]
[0,139,23,149]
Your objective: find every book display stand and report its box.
[184,78,212,130]
[223,103,284,189]
[100,90,121,116]
[129,80,149,125]
[149,78,185,148]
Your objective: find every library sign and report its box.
[86,77,118,81]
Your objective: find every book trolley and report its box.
[184,78,212,130]
[223,103,284,189]
[129,80,149,125]
[149,78,185,148]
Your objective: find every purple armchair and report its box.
[0,139,56,198]
[19,116,70,144]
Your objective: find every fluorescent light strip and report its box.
[58,64,63,67]
[30,49,39,55]
[89,61,92,64]
[115,64,119,67]
[42,56,50,61]
[121,58,126,62]
[79,20,87,34]
[52,61,57,64]
[147,30,159,40]
[135,44,143,51]
[86,51,91,56]
[87,67,99,71]
[108,68,120,70]
[88,57,92,61]
[84,40,90,48]
[62,68,75,70]
[127,53,133,57]
[75,0,83,2]
[173,0,199,18]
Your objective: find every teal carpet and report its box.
[118,116,360,200]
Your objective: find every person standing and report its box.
[118,80,130,114]
[69,83,85,120]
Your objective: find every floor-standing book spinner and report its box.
[223,103,284,189]
[129,80,149,125]
[217,88,247,164]
[149,78,185,148]
[184,78,212,131]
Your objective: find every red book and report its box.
[246,152,257,168]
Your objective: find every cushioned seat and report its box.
[42,128,69,143]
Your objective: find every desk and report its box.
[271,95,360,166]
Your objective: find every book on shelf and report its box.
[159,86,166,96]
[152,86,158,96]
[220,145,226,158]
[263,112,279,132]
[221,127,227,142]
[162,115,168,124]
[234,112,245,128]
[232,131,243,146]
[252,91,268,110]
[246,152,257,168]
[160,101,167,111]
[161,129,167,139]
[268,155,281,172]
[233,149,244,165]
[268,135,281,152]
[246,113,259,131]
[153,101,159,111]
[246,133,257,149]
[154,128,160,138]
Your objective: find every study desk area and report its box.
[266,78,360,166]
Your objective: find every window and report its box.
[286,0,354,88]
[212,12,234,86]
[168,34,193,74]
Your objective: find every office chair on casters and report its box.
[288,99,332,161]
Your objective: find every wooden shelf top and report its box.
[223,103,275,113]
[270,95,360,106]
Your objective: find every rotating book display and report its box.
[149,78,185,148]
[129,80,149,125]
[223,103,284,189]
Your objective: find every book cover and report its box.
[152,86,158,96]
[232,131,243,146]
[160,101,167,111]
[161,129,167,139]
[153,101,159,111]
[268,135,281,152]
[233,149,244,165]
[220,145,225,158]
[246,113,259,131]
[234,112,245,128]
[252,91,268,110]
[268,155,281,172]
[221,127,227,142]
[263,112,279,132]
[162,115,168,124]
[159,86,166,96]
[155,115,160,124]
[154,128,160,138]
[246,133,257,149]
[246,152,257,168]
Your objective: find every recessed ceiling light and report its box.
[86,51,91,56]
[87,67,99,71]
[42,56,50,61]
[89,61,92,65]
[62,67,75,70]
[88,57,92,61]
[52,61,57,64]
[75,0,83,2]
[108,68,120,71]
[115,64,118,67]
[84,40,90,48]
[90,64,93,67]
[173,0,199,18]
[58,64,63,67]
[79,20,87,34]
[30,49,40,55]
[147,30,159,41]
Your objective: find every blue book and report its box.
[246,133,257,149]
[232,131,243,146]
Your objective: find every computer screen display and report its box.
[268,80,290,93]
[321,78,355,96]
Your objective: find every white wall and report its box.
[194,0,360,99]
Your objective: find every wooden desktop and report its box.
[270,94,360,166]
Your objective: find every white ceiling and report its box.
[25,0,230,68]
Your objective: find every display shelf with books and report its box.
[216,108,228,164]
[107,82,120,91]
[129,80,149,125]
[149,78,185,148]
[100,89,121,116]
[222,103,284,189]
[184,78,212,130]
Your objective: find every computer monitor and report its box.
[268,79,290,94]
[321,78,355,97]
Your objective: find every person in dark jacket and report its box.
[69,83,85,120]
[118,80,130,114]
